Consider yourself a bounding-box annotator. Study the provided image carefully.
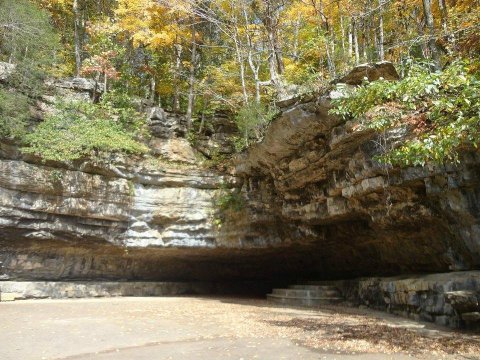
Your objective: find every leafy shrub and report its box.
[0,88,29,139]
[215,190,245,213]
[213,187,245,228]
[0,0,60,97]
[330,60,480,166]
[235,102,277,149]
[23,98,149,162]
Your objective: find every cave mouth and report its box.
[0,237,315,296]
[0,218,461,298]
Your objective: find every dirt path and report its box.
[1,296,479,359]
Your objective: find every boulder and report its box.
[445,291,480,314]
[148,107,188,138]
[335,61,400,85]
[0,62,15,81]
[52,77,105,93]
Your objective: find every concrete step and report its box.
[272,288,341,298]
[289,284,339,291]
[267,294,343,307]
[305,281,339,286]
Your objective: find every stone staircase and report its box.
[267,282,344,307]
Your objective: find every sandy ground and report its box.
[1,296,479,360]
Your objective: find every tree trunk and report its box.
[186,21,197,129]
[422,0,441,70]
[231,9,249,104]
[413,6,429,58]
[243,5,261,103]
[274,35,285,75]
[150,76,156,103]
[260,1,283,83]
[73,0,83,76]
[353,18,360,65]
[267,31,279,84]
[293,17,300,61]
[103,72,108,94]
[378,0,385,61]
[198,94,207,135]
[348,19,353,60]
[318,0,335,77]
[438,0,448,33]
[237,44,249,104]
[339,3,346,54]
[173,43,182,113]
[362,20,368,62]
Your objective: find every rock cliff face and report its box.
[235,92,480,279]
[1,66,480,286]
[0,78,298,282]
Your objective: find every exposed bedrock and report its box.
[235,92,480,279]
[0,81,304,281]
[1,66,480,287]
[0,142,304,281]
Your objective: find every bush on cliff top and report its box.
[0,0,60,97]
[23,95,149,162]
[0,88,29,140]
[330,60,480,166]
[234,102,277,150]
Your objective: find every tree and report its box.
[252,0,287,85]
[73,0,84,75]
[422,0,441,69]
[23,0,480,133]
[0,0,60,96]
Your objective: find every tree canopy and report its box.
[24,0,478,109]
[0,0,479,164]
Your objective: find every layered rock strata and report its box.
[1,64,480,292]
[328,271,480,329]
[235,91,480,279]
[0,78,298,282]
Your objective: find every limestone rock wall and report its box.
[235,93,480,279]
[0,79,295,282]
[2,67,480,284]
[324,271,480,329]
[0,157,228,248]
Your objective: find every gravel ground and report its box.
[1,296,479,359]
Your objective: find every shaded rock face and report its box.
[235,93,480,279]
[147,107,188,139]
[0,146,310,281]
[193,111,240,158]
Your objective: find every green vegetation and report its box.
[0,89,29,139]
[0,0,60,97]
[23,97,148,162]
[330,60,480,166]
[234,102,277,150]
[48,169,65,184]
[213,187,245,228]
[215,189,245,213]
[1,0,480,168]
[0,0,60,143]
